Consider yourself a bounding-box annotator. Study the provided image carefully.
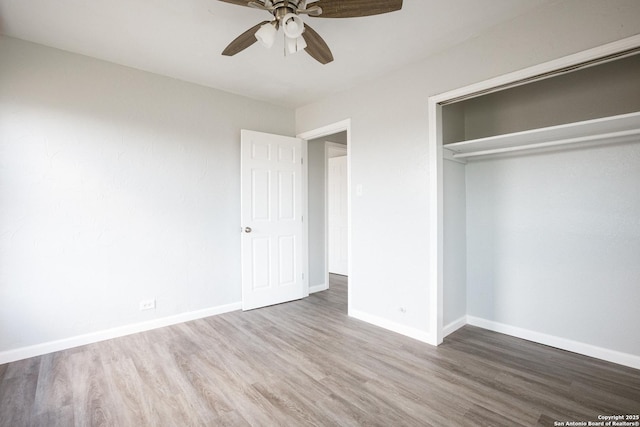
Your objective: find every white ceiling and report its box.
[0,0,550,108]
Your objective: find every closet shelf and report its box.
[444,111,640,159]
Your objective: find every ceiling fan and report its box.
[219,0,403,64]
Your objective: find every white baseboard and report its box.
[350,309,435,345]
[466,316,640,370]
[309,283,328,294]
[443,316,467,337]
[0,301,242,364]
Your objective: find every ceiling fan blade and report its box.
[248,1,274,11]
[218,0,259,7]
[302,24,334,64]
[309,0,402,18]
[222,21,270,56]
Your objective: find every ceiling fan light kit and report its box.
[282,13,305,38]
[219,0,403,64]
[255,21,278,48]
[286,34,307,54]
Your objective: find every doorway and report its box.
[298,120,352,314]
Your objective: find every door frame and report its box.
[298,119,352,314]
[428,34,640,345]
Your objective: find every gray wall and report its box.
[307,138,326,288]
[0,36,295,355]
[443,160,467,327]
[466,139,640,355]
[443,53,640,143]
[442,102,466,145]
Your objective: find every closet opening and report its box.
[428,35,640,370]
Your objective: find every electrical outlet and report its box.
[139,299,155,311]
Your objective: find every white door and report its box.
[328,155,348,275]
[241,130,305,310]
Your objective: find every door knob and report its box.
[244,227,252,233]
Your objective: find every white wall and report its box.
[296,0,640,342]
[0,36,295,358]
[466,140,640,356]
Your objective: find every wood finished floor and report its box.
[1,274,639,426]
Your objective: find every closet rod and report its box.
[452,129,640,159]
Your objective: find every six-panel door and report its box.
[241,130,304,310]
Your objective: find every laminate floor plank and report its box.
[33,352,73,416]
[186,351,296,426]
[1,274,639,426]
[101,357,152,426]
[29,404,75,427]
[0,374,38,427]
[69,348,120,427]
[311,394,374,427]
[2,356,39,380]
[463,403,529,427]
[137,343,209,426]
[319,373,425,427]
